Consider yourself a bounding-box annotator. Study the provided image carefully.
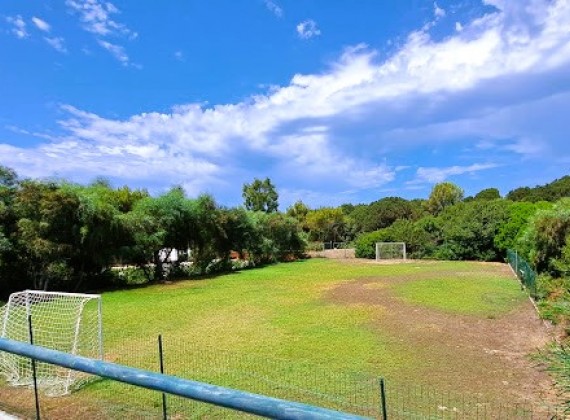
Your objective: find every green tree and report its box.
[244,212,306,263]
[0,166,20,296]
[494,201,551,253]
[126,188,194,281]
[13,181,81,290]
[518,198,570,275]
[305,207,346,242]
[286,200,310,229]
[242,178,279,213]
[427,182,464,215]
[348,197,419,233]
[435,200,510,261]
[354,229,392,259]
[474,188,501,201]
[506,176,570,202]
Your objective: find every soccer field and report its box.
[0,258,560,418]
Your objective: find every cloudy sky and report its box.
[1,0,569,208]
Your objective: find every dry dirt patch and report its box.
[324,263,560,406]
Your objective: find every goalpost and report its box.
[0,290,102,396]
[376,242,407,261]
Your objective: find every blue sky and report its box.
[1,0,569,208]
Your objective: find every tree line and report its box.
[0,168,304,298]
[288,176,569,335]
[1,163,568,316]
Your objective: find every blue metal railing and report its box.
[0,338,369,419]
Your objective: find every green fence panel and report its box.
[507,249,537,299]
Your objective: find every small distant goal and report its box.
[375,242,407,261]
[0,290,103,396]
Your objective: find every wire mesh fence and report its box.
[306,242,356,259]
[506,249,537,299]
[0,334,566,419]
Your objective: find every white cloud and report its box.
[3,0,570,201]
[31,17,51,32]
[455,21,463,32]
[44,37,67,53]
[296,20,321,39]
[97,40,129,65]
[6,15,28,39]
[264,0,283,17]
[174,50,184,61]
[66,0,136,65]
[434,2,446,19]
[412,163,500,184]
[66,0,136,38]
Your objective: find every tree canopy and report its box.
[242,177,279,213]
[427,182,464,215]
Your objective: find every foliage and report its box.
[474,187,501,201]
[347,197,422,234]
[305,207,346,242]
[354,229,392,258]
[242,177,279,213]
[247,211,307,263]
[538,344,570,408]
[434,200,509,261]
[0,167,307,297]
[507,175,570,202]
[517,198,570,276]
[286,200,310,229]
[536,275,570,330]
[354,200,510,261]
[384,219,436,258]
[494,201,551,253]
[426,182,464,215]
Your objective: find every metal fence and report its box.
[506,249,538,299]
[0,334,566,419]
[307,242,355,259]
[0,337,367,420]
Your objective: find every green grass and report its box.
[101,259,417,373]
[392,275,526,316]
[1,259,539,418]
[97,259,526,371]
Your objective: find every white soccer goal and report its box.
[0,290,102,396]
[376,242,407,261]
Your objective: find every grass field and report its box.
[0,258,562,418]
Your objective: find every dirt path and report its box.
[324,263,562,406]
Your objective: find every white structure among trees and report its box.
[0,290,102,396]
[376,242,407,261]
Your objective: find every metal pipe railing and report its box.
[0,338,369,420]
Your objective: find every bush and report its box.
[435,200,509,261]
[109,266,151,285]
[517,198,570,275]
[354,230,392,258]
[537,274,570,332]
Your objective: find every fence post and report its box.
[158,335,167,420]
[379,377,388,420]
[28,315,41,420]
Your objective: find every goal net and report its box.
[0,290,102,396]
[376,242,407,261]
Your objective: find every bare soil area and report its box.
[324,263,563,407]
